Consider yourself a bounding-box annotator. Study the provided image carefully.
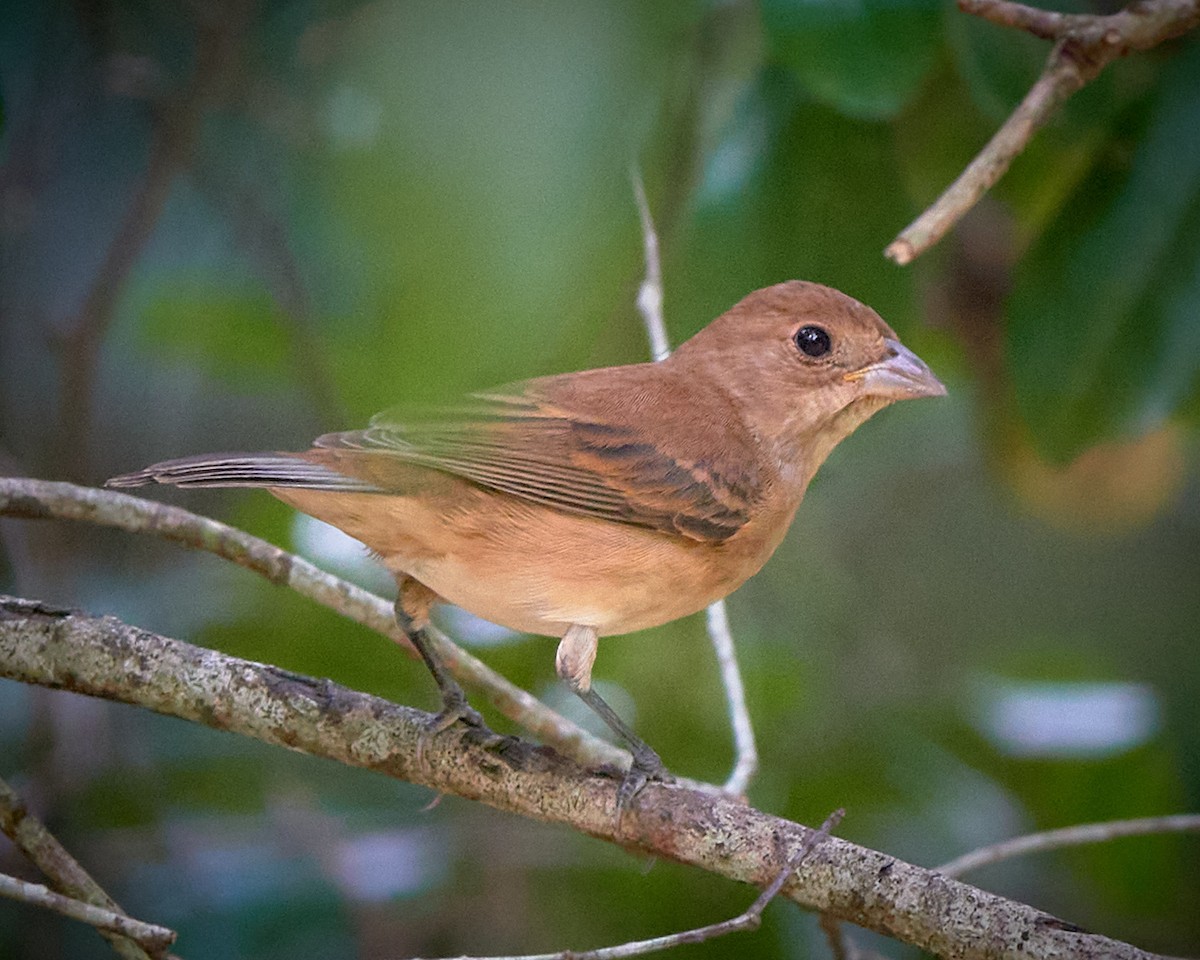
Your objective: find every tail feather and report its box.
[106,453,381,492]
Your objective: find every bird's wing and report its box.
[314,382,762,543]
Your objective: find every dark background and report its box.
[1,1,1197,958]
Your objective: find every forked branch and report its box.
[885,0,1200,264]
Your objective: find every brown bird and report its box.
[108,280,945,799]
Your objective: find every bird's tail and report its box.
[106,453,381,492]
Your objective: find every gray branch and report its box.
[0,596,1169,960]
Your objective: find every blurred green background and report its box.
[1,1,1198,958]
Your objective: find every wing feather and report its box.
[314,386,762,543]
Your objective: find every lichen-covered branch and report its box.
[0,596,1169,960]
[885,0,1200,265]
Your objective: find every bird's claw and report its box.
[615,743,673,824]
[427,694,487,735]
[416,687,514,763]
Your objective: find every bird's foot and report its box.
[418,687,517,760]
[427,687,487,734]
[615,743,674,823]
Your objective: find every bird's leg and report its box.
[394,600,483,731]
[394,580,506,750]
[556,624,670,808]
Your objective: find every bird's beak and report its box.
[844,338,947,399]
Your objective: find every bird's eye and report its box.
[794,325,831,358]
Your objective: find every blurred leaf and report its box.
[139,280,294,385]
[761,0,941,120]
[1007,41,1200,461]
[1002,426,1187,534]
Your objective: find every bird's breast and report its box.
[273,480,795,638]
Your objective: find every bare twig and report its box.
[409,809,843,960]
[704,602,758,795]
[0,476,626,773]
[0,596,1174,960]
[0,873,175,955]
[937,814,1200,878]
[54,2,252,477]
[885,0,1200,265]
[0,775,159,960]
[631,169,669,363]
[630,171,758,795]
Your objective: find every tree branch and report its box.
[0,775,161,960]
[885,0,1200,265]
[0,476,627,773]
[0,873,175,956]
[0,596,1172,960]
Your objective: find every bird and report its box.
[108,280,946,802]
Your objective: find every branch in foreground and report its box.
[0,775,160,960]
[0,476,626,773]
[0,873,175,956]
[0,596,1170,960]
[885,0,1200,264]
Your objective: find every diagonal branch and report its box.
[0,775,164,960]
[0,873,175,956]
[937,814,1200,878]
[0,476,626,773]
[885,0,1200,265]
[0,595,1172,960]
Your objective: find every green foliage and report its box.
[762,0,942,120]
[139,281,295,385]
[1008,41,1200,460]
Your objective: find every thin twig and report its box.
[937,814,1200,878]
[886,47,1084,266]
[630,169,758,795]
[0,775,158,960]
[410,809,844,960]
[704,602,758,795]
[0,476,625,773]
[0,873,175,955]
[0,597,1174,960]
[819,912,849,960]
[885,0,1200,265]
[631,168,669,363]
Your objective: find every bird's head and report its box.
[670,280,946,481]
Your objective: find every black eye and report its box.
[794,325,831,358]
